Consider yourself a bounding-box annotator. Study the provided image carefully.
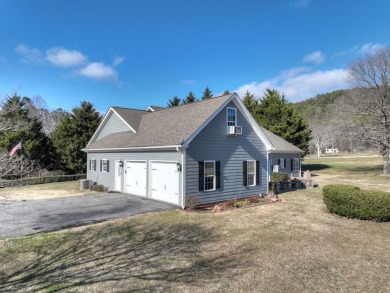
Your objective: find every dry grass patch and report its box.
[0,188,390,292]
[0,180,94,201]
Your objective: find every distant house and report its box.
[83,93,302,208]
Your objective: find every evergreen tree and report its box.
[201,86,213,100]
[254,89,311,156]
[242,91,259,114]
[0,94,54,169]
[167,96,181,107]
[182,92,197,105]
[51,101,101,174]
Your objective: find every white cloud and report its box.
[235,68,349,102]
[181,79,195,85]
[302,51,325,65]
[293,0,311,9]
[15,44,43,64]
[46,47,86,68]
[332,43,385,59]
[113,56,125,66]
[79,62,117,80]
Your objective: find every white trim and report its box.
[232,97,274,150]
[145,106,155,112]
[181,148,186,209]
[83,145,182,152]
[90,158,97,171]
[86,107,136,147]
[204,160,216,191]
[247,160,256,187]
[101,159,109,172]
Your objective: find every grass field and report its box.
[0,156,389,292]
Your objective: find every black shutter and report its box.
[291,159,294,171]
[100,160,102,171]
[107,160,109,172]
[216,161,221,189]
[243,161,247,186]
[256,161,260,186]
[198,162,204,191]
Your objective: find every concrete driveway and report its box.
[0,193,177,238]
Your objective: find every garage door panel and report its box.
[151,162,179,205]
[126,161,146,197]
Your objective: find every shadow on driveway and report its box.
[0,192,177,238]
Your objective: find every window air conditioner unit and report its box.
[273,165,280,172]
[228,126,242,135]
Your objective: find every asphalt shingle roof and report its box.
[85,94,232,149]
[85,94,303,153]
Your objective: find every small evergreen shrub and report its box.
[323,184,390,222]
[271,172,289,183]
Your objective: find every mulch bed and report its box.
[183,196,282,213]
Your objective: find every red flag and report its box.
[9,141,22,156]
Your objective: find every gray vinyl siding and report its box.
[96,112,130,141]
[186,101,268,204]
[269,153,301,178]
[87,151,183,206]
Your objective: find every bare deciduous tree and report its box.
[348,47,390,175]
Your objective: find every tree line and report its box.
[0,95,101,177]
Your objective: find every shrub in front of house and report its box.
[323,184,390,222]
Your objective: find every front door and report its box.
[115,160,122,192]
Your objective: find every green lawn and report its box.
[0,156,389,292]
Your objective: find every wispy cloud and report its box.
[46,47,87,68]
[15,44,43,64]
[181,79,195,85]
[292,0,311,9]
[78,62,117,80]
[235,67,348,102]
[332,42,385,59]
[302,51,325,65]
[112,56,125,66]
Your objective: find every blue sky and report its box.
[1,0,389,112]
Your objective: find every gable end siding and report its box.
[96,112,131,141]
[186,101,268,204]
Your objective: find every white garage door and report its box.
[151,162,180,205]
[126,161,146,197]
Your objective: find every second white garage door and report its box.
[126,161,146,197]
[151,162,180,205]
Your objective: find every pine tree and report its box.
[0,94,54,169]
[201,86,213,100]
[167,96,181,107]
[51,101,101,173]
[242,91,259,114]
[254,89,311,156]
[182,92,197,105]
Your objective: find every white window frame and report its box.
[91,159,96,171]
[292,158,300,171]
[102,159,109,172]
[204,160,216,191]
[247,160,256,186]
[280,158,285,169]
[226,107,237,127]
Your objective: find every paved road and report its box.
[0,193,177,238]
